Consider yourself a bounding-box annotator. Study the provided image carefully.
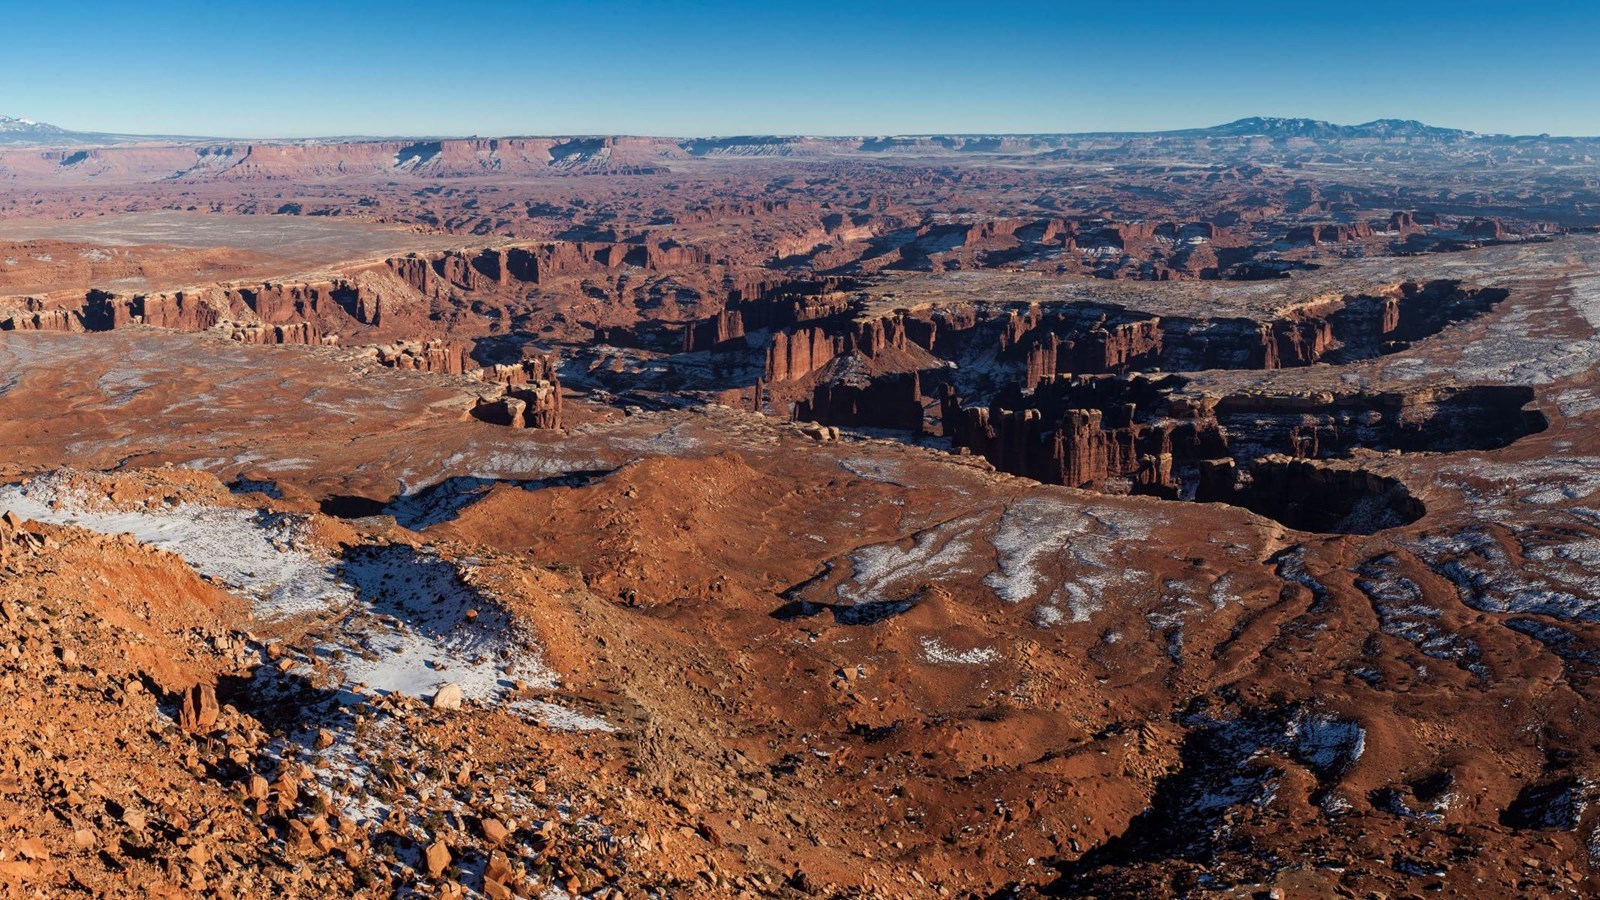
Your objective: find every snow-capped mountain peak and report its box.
[0,115,67,134]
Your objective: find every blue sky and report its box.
[6,1,1598,137]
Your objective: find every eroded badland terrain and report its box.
[2,119,1600,897]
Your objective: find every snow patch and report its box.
[836,514,980,604]
[984,497,1157,623]
[920,637,999,665]
[510,699,616,732]
[0,474,344,618]
[0,474,553,703]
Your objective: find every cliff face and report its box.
[763,315,918,383]
[683,310,745,353]
[1390,211,1424,237]
[795,371,924,432]
[765,328,836,382]
[1013,315,1165,390]
[1287,223,1377,245]
[940,377,1224,491]
[0,235,748,353]
[479,355,560,387]
[0,301,79,332]
[471,381,562,430]
[466,353,563,429]
[940,375,1544,514]
[134,292,225,331]
[730,276,1516,462]
[373,340,473,376]
[386,240,715,298]
[224,321,327,345]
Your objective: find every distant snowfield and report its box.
[0,474,570,708]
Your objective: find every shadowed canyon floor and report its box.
[2,128,1600,897]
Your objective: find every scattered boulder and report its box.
[431,683,464,710]
[481,816,509,845]
[178,682,219,732]
[425,839,452,878]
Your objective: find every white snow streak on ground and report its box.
[0,474,564,706]
[985,496,1158,623]
[0,476,344,618]
[1388,251,1600,387]
[822,495,1162,626]
[919,637,999,665]
[836,514,981,604]
[509,700,617,732]
[330,545,554,699]
[1436,456,1600,512]
[839,456,908,486]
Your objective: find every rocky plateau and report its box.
[1,118,1599,898]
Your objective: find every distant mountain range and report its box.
[0,115,189,146]
[0,116,72,142]
[0,114,1558,147]
[1182,117,1476,140]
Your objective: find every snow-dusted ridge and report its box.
[0,473,570,708]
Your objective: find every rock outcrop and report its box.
[469,354,563,429]
[373,339,472,376]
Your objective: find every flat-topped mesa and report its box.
[384,239,716,297]
[369,339,560,382]
[239,280,355,326]
[667,199,826,226]
[65,280,363,338]
[78,288,229,332]
[386,252,501,298]
[371,339,473,376]
[587,276,858,354]
[150,136,685,181]
[1390,211,1425,237]
[37,285,336,344]
[853,215,1254,280]
[940,375,1223,492]
[470,381,562,430]
[1159,279,1505,371]
[0,300,79,332]
[511,380,562,428]
[1460,217,1511,240]
[223,321,333,346]
[755,277,1512,443]
[993,306,1167,389]
[1286,222,1377,246]
[478,353,560,387]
